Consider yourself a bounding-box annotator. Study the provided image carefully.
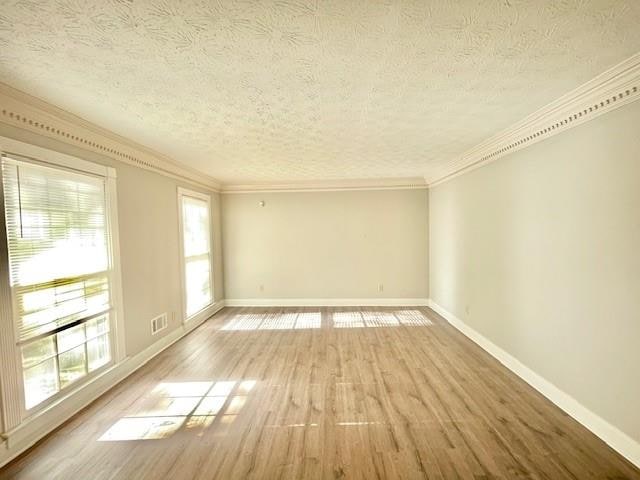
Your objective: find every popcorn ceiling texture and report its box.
[1,0,639,184]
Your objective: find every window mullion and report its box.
[83,326,89,378]
[53,333,61,395]
[185,253,210,262]
[16,307,111,346]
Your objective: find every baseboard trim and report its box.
[0,300,225,469]
[224,298,430,307]
[428,299,640,469]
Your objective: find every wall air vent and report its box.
[151,313,168,335]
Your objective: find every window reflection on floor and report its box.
[98,380,256,441]
[332,311,365,328]
[221,312,321,330]
[220,309,432,331]
[334,310,432,328]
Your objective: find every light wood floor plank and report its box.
[1,306,638,479]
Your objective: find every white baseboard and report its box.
[224,298,430,307]
[428,299,640,469]
[0,300,225,469]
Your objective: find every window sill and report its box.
[2,360,122,446]
[184,300,219,325]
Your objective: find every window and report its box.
[1,152,118,412]
[178,189,213,319]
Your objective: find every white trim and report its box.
[184,299,220,326]
[428,299,640,469]
[177,187,212,203]
[0,161,22,434]
[105,172,126,363]
[224,298,430,307]
[176,187,215,323]
[0,135,109,177]
[221,177,428,194]
[0,82,221,192]
[428,52,640,186]
[0,300,224,469]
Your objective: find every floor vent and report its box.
[151,313,168,335]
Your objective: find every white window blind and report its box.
[2,154,113,410]
[180,193,212,318]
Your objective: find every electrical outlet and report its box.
[378,283,384,292]
[259,284,264,292]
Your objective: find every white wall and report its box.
[222,189,428,302]
[429,100,640,445]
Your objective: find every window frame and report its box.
[177,187,214,323]
[0,136,126,429]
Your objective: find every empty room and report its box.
[0,1,639,479]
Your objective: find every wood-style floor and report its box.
[1,306,638,479]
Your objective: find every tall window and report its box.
[2,155,114,411]
[178,189,213,319]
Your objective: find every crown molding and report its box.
[0,83,221,192]
[428,52,640,187]
[221,177,428,193]
[5,51,639,193]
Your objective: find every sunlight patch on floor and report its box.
[333,310,432,328]
[98,379,256,441]
[221,312,321,330]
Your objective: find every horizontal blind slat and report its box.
[2,155,112,343]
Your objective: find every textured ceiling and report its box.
[1,1,640,185]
